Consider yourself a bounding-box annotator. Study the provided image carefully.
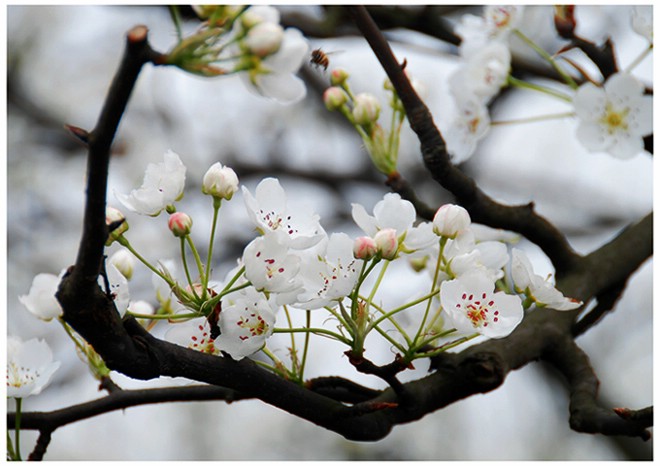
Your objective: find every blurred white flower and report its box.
[242,177,325,249]
[449,42,511,104]
[631,6,653,43]
[456,5,524,57]
[440,271,523,338]
[7,336,61,398]
[109,249,135,280]
[104,263,130,317]
[510,249,582,311]
[115,150,186,216]
[444,95,490,163]
[19,272,64,321]
[574,72,652,159]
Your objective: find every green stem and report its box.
[117,236,174,287]
[507,76,573,102]
[203,198,222,293]
[412,332,479,359]
[513,29,578,89]
[282,305,298,376]
[365,298,412,346]
[168,5,184,41]
[185,236,206,294]
[491,111,575,126]
[625,44,653,73]
[273,327,352,345]
[299,310,312,379]
[179,237,197,299]
[414,239,445,344]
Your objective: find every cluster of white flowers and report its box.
[444,5,521,163]
[17,149,583,369]
[167,5,308,104]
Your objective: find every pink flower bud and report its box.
[168,212,193,237]
[330,68,349,86]
[244,22,284,57]
[202,162,239,200]
[352,93,381,125]
[432,204,471,238]
[374,228,398,260]
[353,236,378,260]
[323,86,348,110]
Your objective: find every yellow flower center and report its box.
[601,103,630,134]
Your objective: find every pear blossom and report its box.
[449,42,511,104]
[352,193,415,239]
[293,233,361,309]
[243,177,325,249]
[456,5,524,57]
[104,263,130,317]
[510,249,582,311]
[166,319,219,355]
[216,287,277,359]
[243,232,302,302]
[573,72,652,159]
[7,336,61,398]
[240,26,309,104]
[440,230,509,282]
[115,150,186,216]
[440,271,523,338]
[19,272,64,321]
[433,204,471,238]
[20,265,129,320]
[444,95,490,163]
[352,192,435,254]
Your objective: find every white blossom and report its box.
[115,150,186,216]
[574,72,652,159]
[202,162,239,200]
[440,271,523,338]
[242,177,325,249]
[631,6,653,43]
[18,272,64,321]
[7,336,61,398]
[510,249,582,311]
[291,233,360,309]
[444,95,490,164]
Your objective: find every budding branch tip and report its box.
[64,124,90,145]
[127,25,149,43]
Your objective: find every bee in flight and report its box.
[310,48,330,71]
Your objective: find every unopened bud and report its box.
[352,93,381,125]
[168,212,193,237]
[109,249,135,280]
[330,68,349,86]
[374,228,398,260]
[353,236,378,260]
[432,204,471,238]
[244,22,284,57]
[106,206,128,246]
[323,86,348,110]
[202,162,239,200]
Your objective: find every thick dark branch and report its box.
[56,26,164,377]
[346,6,580,274]
[543,334,651,440]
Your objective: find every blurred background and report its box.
[6,4,653,460]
